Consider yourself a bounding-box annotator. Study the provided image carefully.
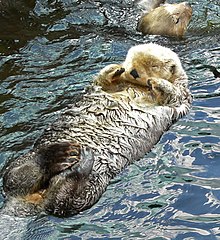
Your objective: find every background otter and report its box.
[137,2,192,37]
[1,44,191,217]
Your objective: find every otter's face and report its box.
[165,2,192,36]
[142,57,178,83]
[122,55,180,86]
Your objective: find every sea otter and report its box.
[1,43,192,217]
[137,2,192,37]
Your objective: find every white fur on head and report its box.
[124,43,184,74]
[163,3,179,14]
[120,43,188,87]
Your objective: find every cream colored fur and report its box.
[138,2,192,37]
[94,43,189,106]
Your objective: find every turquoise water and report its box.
[0,0,219,239]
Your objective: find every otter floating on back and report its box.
[2,43,192,217]
[137,1,192,37]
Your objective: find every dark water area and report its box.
[0,0,219,239]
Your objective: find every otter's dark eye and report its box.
[170,65,176,74]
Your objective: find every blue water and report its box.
[0,0,219,239]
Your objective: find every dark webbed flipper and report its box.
[67,146,94,179]
[37,142,81,177]
[24,146,95,207]
[3,160,43,197]
[2,142,82,199]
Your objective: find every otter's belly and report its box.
[36,90,174,176]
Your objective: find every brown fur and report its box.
[24,191,45,204]
[138,2,192,37]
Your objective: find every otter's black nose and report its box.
[130,69,140,79]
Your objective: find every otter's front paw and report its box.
[146,78,162,92]
[147,78,172,94]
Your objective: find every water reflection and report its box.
[0,0,38,55]
[0,0,220,239]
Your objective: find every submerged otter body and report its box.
[2,44,192,217]
[138,2,192,37]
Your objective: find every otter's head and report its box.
[94,64,125,90]
[138,2,192,37]
[141,44,186,83]
[121,43,187,86]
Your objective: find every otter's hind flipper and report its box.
[44,146,95,216]
[68,146,94,179]
[38,142,81,176]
